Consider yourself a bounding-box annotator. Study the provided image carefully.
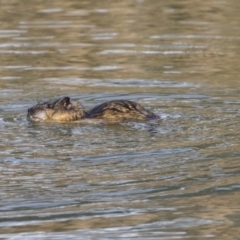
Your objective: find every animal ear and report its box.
[55,97,71,107]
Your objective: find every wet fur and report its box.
[28,97,86,122]
[27,97,159,122]
[87,100,159,121]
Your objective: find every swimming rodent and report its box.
[27,97,159,122]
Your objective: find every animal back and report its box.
[87,100,159,121]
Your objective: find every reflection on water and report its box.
[0,0,240,239]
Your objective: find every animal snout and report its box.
[28,108,32,114]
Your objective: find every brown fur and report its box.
[27,97,86,122]
[87,100,159,121]
[27,97,159,122]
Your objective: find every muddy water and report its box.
[0,0,240,239]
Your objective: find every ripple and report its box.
[150,34,240,40]
[0,76,22,80]
[0,29,27,39]
[91,32,118,40]
[40,77,198,88]
[0,42,94,48]
[38,8,63,13]
[71,147,194,162]
[98,49,184,55]
[92,66,122,71]
[0,50,49,55]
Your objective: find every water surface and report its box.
[0,0,240,239]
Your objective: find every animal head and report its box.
[27,97,86,122]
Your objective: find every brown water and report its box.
[1,0,240,239]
